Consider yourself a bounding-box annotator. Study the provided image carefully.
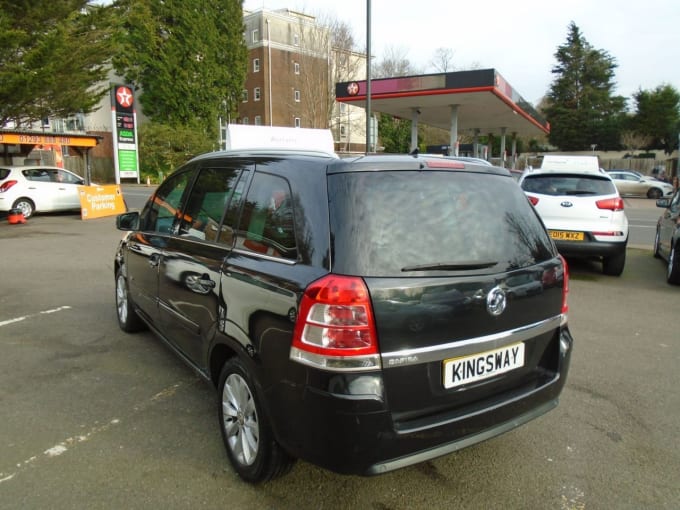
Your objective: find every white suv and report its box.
[520,156,629,276]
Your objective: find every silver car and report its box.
[607,170,674,199]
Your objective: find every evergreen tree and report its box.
[112,0,247,139]
[0,1,116,126]
[632,85,680,154]
[545,22,626,151]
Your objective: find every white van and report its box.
[540,155,601,174]
[222,124,336,155]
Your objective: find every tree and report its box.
[137,122,213,181]
[430,47,455,73]
[620,130,653,155]
[373,46,421,78]
[544,22,627,151]
[373,47,421,152]
[292,13,358,129]
[0,1,116,126]
[112,0,247,140]
[631,85,680,154]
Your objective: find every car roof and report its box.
[0,165,67,171]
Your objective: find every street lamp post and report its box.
[365,0,371,154]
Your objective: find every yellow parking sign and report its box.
[79,185,127,220]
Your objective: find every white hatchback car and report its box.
[0,165,86,219]
[520,161,629,276]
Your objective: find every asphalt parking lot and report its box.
[0,198,678,509]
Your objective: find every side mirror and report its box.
[116,211,140,231]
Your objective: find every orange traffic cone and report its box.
[8,208,26,224]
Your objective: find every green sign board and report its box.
[118,149,138,177]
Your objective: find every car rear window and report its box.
[521,173,616,196]
[328,171,555,277]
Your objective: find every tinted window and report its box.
[235,172,297,260]
[178,166,242,244]
[329,171,554,276]
[0,168,11,180]
[141,170,192,233]
[521,174,616,196]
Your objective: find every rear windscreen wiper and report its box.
[401,260,498,272]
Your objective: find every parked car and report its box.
[0,165,86,218]
[653,190,680,284]
[607,170,674,199]
[114,146,573,483]
[520,161,629,276]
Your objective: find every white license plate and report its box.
[443,342,525,389]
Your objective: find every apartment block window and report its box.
[253,58,260,72]
[294,62,300,75]
[242,90,248,102]
[242,117,249,125]
[294,90,300,102]
[254,115,262,125]
[294,117,301,128]
[252,29,259,43]
[340,125,346,139]
[293,33,299,46]
[254,87,261,101]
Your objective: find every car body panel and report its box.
[519,170,629,262]
[114,150,573,477]
[608,170,673,198]
[655,191,680,261]
[0,166,85,214]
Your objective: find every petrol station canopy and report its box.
[336,68,549,139]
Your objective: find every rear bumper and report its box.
[554,239,626,258]
[265,327,573,476]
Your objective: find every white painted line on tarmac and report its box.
[0,306,72,328]
[0,381,188,485]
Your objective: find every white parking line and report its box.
[0,382,186,485]
[0,306,72,328]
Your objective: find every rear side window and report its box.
[521,174,616,196]
[0,168,11,180]
[329,171,554,276]
[235,172,297,260]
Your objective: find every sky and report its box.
[242,0,680,108]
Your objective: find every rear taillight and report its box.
[527,195,539,206]
[559,255,569,323]
[290,275,381,372]
[0,180,18,192]
[596,197,624,211]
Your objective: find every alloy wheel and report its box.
[222,373,259,466]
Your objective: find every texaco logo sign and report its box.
[347,82,360,96]
[116,86,134,108]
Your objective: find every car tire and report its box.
[12,198,35,219]
[115,268,147,332]
[647,188,663,199]
[602,250,626,276]
[218,357,295,483]
[666,242,680,285]
[653,229,662,259]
